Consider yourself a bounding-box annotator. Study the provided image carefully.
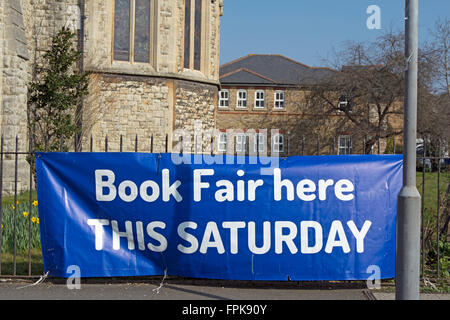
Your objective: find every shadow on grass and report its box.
[0,249,44,276]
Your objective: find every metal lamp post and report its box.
[396,0,421,300]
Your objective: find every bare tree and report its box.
[429,18,450,96]
[302,27,450,154]
[419,19,450,146]
[302,32,409,153]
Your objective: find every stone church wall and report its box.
[0,0,32,194]
[81,0,221,152]
[0,0,222,194]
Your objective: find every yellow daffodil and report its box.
[32,200,38,207]
[31,217,36,223]
[23,211,29,217]
[11,205,15,210]
[1,224,3,229]
[16,200,19,205]
[37,218,39,224]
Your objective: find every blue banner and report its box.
[36,153,402,280]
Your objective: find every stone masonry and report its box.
[0,0,31,194]
[0,0,223,194]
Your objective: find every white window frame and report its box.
[236,90,248,109]
[274,90,285,109]
[338,100,348,109]
[254,90,265,109]
[272,134,284,153]
[217,132,227,152]
[253,133,266,153]
[235,133,247,153]
[337,100,348,113]
[338,135,353,155]
[337,95,353,113]
[219,90,229,108]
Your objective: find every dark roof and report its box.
[220,54,337,86]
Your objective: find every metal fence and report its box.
[0,134,448,280]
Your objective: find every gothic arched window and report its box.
[184,0,203,71]
[113,0,153,63]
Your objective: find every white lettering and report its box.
[318,179,334,201]
[177,222,199,254]
[325,220,350,253]
[300,221,323,254]
[222,221,246,254]
[247,179,264,201]
[118,180,138,202]
[215,180,234,202]
[200,222,225,254]
[194,169,214,202]
[87,219,110,250]
[162,169,183,202]
[248,221,271,255]
[111,220,135,251]
[275,221,298,254]
[274,168,294,201]
[95,170,116,201]
[347,220,372,253]
[140,180,160,202]
[296,179,317,201]
[146,221,167,252]
[335,179,355,201]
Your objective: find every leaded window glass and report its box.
[114,0,152,63]
[193,0,202,71]
[134,0,151,63]
[184,0,203,71]
[184,0,191,69]
[114,0,131,61]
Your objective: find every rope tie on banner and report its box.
[423,277,438,291]
[152,268,168,294]
[16,271,50,289]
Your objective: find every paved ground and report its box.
[0,278,447,300]
[372,292,450,300]
[0,278,369,300]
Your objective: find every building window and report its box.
[184,0,203,71]
[219,90,229,108]
[237,90,248,108]
[113,0,153,63]
[255,90,265,109]
[235,133,247,153]
[338,95,353,112]
[253,133,265,153]
[272,134,284,153]
[217,132,227,152]
[338,135,353,155]
[274,91,285,109]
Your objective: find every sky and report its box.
[219,0,450,67]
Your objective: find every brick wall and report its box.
[217,85,404,156]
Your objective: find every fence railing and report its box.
[0,134,448,280]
